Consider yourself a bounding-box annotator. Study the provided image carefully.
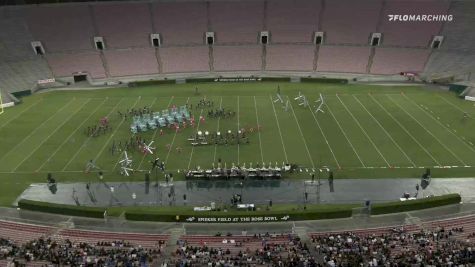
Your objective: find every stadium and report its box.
[0,0,474,266]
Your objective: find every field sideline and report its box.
[0,82,475,206]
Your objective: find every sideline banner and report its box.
[185,215,291,223]
[214,77,262,82]
[37,78,56,85]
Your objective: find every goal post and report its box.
[0,92,4,115]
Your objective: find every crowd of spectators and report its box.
[0,237,164,267]
[0,226,474,266]
[169,234,317,266]
[312,226,474,266]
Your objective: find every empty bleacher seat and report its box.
[27,5,95,52]
[266,44,314,71]
[379,0,450,47]
[266,0,322,43]
[0,59,52,93]
[46,51,106,79]
[424,51,475,78]
[437,1,475,52]
[152,2,207,46]
[0,8,37,61]
[209,1,264,44]
[317,46,371,73]
[104,48,159,77]
[213,45,262,71]
[321,0,382,45]
[160,46,210,73]
[0,220,52,243]
[370,48,430,74]
[93,3,153,49]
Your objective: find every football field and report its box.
[1,82,475,205]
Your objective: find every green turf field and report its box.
[1,82,475,206]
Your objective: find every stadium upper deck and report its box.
[0,0,474,94]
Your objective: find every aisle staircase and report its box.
[160,226,185,265]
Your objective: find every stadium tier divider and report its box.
[184,77,291,83]
[370,194,462,215]
[185,78,218,83]
[18,199,106,219]
[5,90,31,105]
[7,93,20,103]
[300,77,348,84]
[260,77,291,82]
[16,194,461,221]
[10,90,32,98]
[448,84,469,98]
[124,205,354,222]
[128,79,176,87]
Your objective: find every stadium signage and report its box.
[214,77,262,82]
[185,215,290,223]
[37,78,56,85]
[465,96,475,102]
[387,14,453,22]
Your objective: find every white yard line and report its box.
[36,98,109,172]
[186,107,204,169]
[237,96,240,165]
[4,164,475,175]
[94,97,142,163]
[253,96,264,164]
[306,102,340,169]
[354,95,416,167]
[62,98,125,171]
[213,97,223,163]
[13,99,92,172]
[269,95,288,163]
[164,97,190,165]
[369,94,441,166]
[287,97,315,169]
[387,95,467,166]
[0,99,43,131]
[326,104,365,167]
[402,94,475,154]
[0,170,98,174]
[336,94,390,167]
[114,97,159,171]
[137,96,174,170]
[437,94,469,114]
[0,98,75,162]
